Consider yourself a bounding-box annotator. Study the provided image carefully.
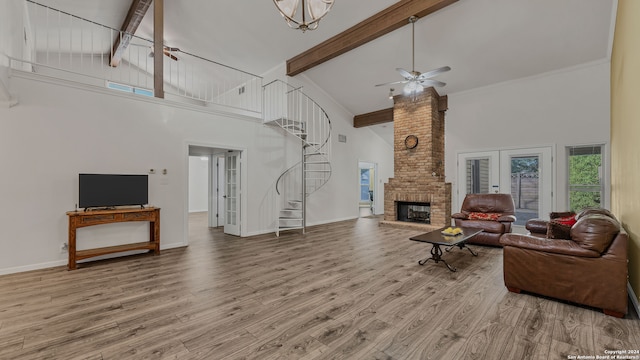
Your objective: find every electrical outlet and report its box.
[149,169,156,174]
[60,242,68,252]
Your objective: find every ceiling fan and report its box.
[149,46,180,61]
[376,16,450,95]
[129,43,180,61]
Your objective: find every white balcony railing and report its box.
[9,0,262,115]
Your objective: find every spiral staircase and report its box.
[263,80,332,236]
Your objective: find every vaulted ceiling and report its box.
[34,0,616,140]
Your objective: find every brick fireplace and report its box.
[383,87,452,228]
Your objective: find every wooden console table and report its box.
[66,207,160,270]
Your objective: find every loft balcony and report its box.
[2,0,263,116]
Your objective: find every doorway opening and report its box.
[457,146,553,229]
[358,161,377,217]
[188,145,242,241]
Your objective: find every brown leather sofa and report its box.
[500,210,628,317]
[451,193,516,246]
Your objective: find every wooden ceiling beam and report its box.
[353,94,447,128]
[354,108,393,128]
[110,0,153,67]
[286,0,458,76]
[439,95,448,112]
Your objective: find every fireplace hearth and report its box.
[397,202,431,223]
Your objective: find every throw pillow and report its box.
[547,221,571,239]
[555,214,577,227]
[468,212,501,221]
[550,211,575,219]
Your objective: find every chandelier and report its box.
[273,0,335,32]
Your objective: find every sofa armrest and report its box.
[451,212,467,219]
[497,214,516,222]
[525,219,548,234]
[500,234,600,258]
[601,232,628,262]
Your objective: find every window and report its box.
[567,145,603,212]
[106,81,153,97]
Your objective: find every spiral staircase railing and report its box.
[263,80,332,235]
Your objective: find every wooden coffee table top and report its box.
[409,227,482,246]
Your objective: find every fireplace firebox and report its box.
[397,202,431,224]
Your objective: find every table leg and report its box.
[462,244,478,257]
[418,244,457,272]
[445,243,478,256]
[68,226,77,270]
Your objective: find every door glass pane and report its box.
[568,146,602,212]
[466,158,490,194]
[510,156,539,226]
[225,155,237,226]
[360,168,370,201]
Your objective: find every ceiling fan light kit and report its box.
[376,15,450,99]
[273,0,335,32]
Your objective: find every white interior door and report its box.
[208,155,215,228]
[216,156,225,227]
[457,151,500,211]
[224,151,241,236]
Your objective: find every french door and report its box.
[224,151,241,236]
[458,147,553,227]
[207,156,225,228]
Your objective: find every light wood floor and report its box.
[1,213,638,359]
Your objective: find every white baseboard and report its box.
[161,242,188,250]
[629,282,640,315]
[244,216,362,238]
[0,259,67,276]
[245,229,279,237]
[307,216,359,227]
[0,242,187,276]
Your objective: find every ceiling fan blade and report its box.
[419,79,446,87]
[396,68,415,80]
[417,66,451,80]
[163,49,179,61]
[375,79,409,87]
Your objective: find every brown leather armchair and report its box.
[451,193,516,246]
[500,211,628,317]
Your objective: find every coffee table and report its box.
[409,227,482,272]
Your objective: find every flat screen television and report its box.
[79,174,148,209]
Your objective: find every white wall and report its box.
[0,62,394,273]
[188,156,208,212]
[261,64,395,221]
[445,60,611,212]
[292,74,394,221]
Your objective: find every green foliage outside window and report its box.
[511,157,539,174]
[568,154,601,212]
